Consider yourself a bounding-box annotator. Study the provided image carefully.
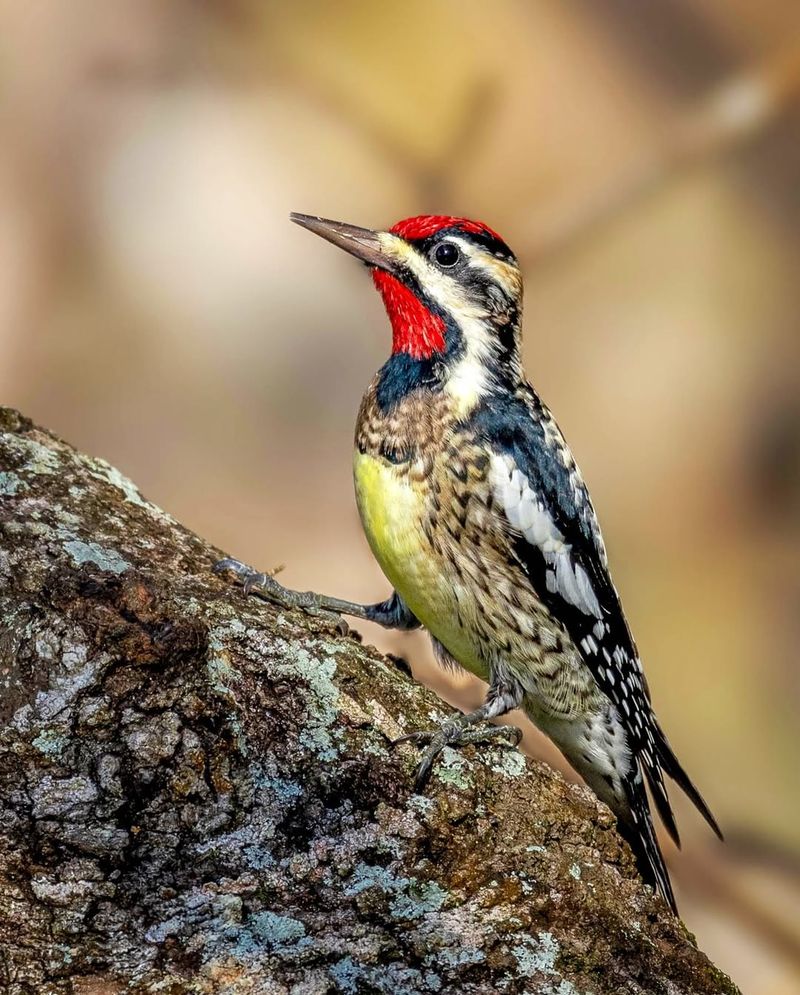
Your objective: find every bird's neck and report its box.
[372,272,522,414]
[374,351,442,412]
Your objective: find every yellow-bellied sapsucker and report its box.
[216,212,722,913]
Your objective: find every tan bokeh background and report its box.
[2,2,799,990]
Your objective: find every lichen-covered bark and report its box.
[0,407,737,995]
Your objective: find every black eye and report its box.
[433,242,460,267]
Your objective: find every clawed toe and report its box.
[214,557,291,605]
[393,719,523,791]
[308,607,350,635]
[213,557,349,633]
[413,743,446,790]
[213,556,248,578]
[478,726,522,749]
[242,572,267,596]
[391,726,448,789]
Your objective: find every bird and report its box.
[215,212,722,913]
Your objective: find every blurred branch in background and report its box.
[518,39,800,263]
[283,28,800,270]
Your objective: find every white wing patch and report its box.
[490,453,603,619]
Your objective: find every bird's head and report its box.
[291,212,523,408]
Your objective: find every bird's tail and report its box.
[651,720,723,841]
[618,729,722,916]
[618,769,678,914]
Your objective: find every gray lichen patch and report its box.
[245,910,307,950]
[391,878,449,921]
[0,471,25,495]
[511,931,584,993]
[259,638,341,761]
[3,434,62,475]
[328,956,440,995]
[31,728,69,758]
[205,632,239,697]
[63,539,130,574]
[434,747,471,789]
[87,458,150,508]
[490,748,527,778]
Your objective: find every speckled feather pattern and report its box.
[352,379,636,809]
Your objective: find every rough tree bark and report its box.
[0,408,737,995]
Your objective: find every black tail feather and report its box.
[615,726,723,916]
[620,771,677,914]
[643,761,681,849]
[653,722,723,841]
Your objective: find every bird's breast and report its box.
[352,449,439,602]
[352,443,496,678]
[352,444,471,650]
[353,383,451,616]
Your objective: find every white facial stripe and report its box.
[444,242,496,413]
[446,317,493,415]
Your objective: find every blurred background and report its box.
[1,1,798,989]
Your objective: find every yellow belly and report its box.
[352,450,486,677]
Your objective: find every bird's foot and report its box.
[213,557,349,633]
[393,719,522,791]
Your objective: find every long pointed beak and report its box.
[290,213,398,273]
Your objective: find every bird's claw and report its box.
[392,721,523,790]
[215,557,281,600]
[242,571,268,597]
[307,607,350,636]
[213,557,349,634]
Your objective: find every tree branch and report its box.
[0,408,737,994]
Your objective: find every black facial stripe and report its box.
[405,225,515,262]
[462,231,516,260]
[384,257,468,362]
[495,306,520,368]
[392,264,445,319]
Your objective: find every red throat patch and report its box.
[372,270,445,360]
